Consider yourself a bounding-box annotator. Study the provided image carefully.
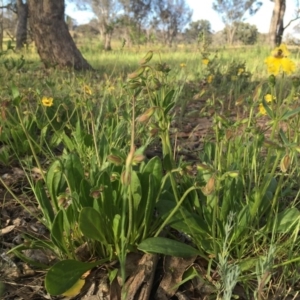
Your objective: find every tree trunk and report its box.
[104,32,112,51]
[27,0,92,70]
[269,0,286,47]
[0,9,3,51]
[15,0,28,50]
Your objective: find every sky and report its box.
[66,0,300,36]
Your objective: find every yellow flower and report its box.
[180,63,186,68]
[42,96,53,107]
[207,75,213,83]
[272,43,290,58]
[237,68,244,75]
[265,44,296,75]
[83,85,92,95]
[259,95,274,115]
[264,94,275,102]
[107,86,115,93]
[202,58,209,65]
[259,103,267,115]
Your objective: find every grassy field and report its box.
[1,40,300,299]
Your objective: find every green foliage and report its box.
[233,22,259,45]
[2,43,300,299]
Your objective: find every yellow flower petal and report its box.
[83,85,92,95]
[281,57,296,74]
[202,58,209,65]
[264,94,275,102]
[42,96,53,107]
[259,103,267,115]
[207,75,213,83]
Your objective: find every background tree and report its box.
[185,19,212,44]
[15,0,27,50]
[153,0,192,47]
[234,22,258,44]
[213,0,262,45]
[268,0,300,47]
[28,0,92,70]
[117,0,152,46]
[88,0,120,51]
[269,0,286,47]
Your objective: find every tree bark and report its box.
[15,0,28,50]
[27,0,93,70]
[269,0,286,47]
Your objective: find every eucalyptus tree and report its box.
[15,0,27,49]
[268,0,300,47]
[212,0,262,45]
[153,0,192,47]
[85,0,121,51]
[118,0,153,46]
[28,0,92,70]
[185,20,212,44]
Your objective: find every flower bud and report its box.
[128,67,145,79]
[121,170,131,185]
[227,171,239,178]
[107,154,123,166]
[201,176,215,196]
[196,163,211,171]
[139,50,153,65]
[132,154,145,164]
[280,154,291,173]
[268,74,276,87]
[136,107,155,123]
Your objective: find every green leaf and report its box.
[64,153,84,193]
[45,259,106,295]
[163,89,175,107]
[35,181,55,227]
[281,106,300,120]
[11,84,20,105]
[51,210,69,254]
[138,237,200,257]
[61,132,75,151]
[131,171,142,211]
[79,207,108,244]
[112,214,121,242]
[156,199,210,236]
[141,156,163,194]
[276,208,300,233]
[46,159,65,211]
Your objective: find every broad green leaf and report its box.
[79,179,93,207]
[138,237,200,257]
[45,259,106,295]
[112,214,121,242]
[79,207,108,244]
[97,172,114,220]
[46,159,65,211]
[61,132,75,151]
[51,210,69,254]
[156,199,210,236]
[11,84,20,105]
[131,171,142,211]
[276,208,300,233]
[141,175,156,238]
[64,153,84,193]
[144,156,163,184]
[62,278,85,297]
[163,89,175,107]
[281,106,300,120]
[35,181,55,227]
